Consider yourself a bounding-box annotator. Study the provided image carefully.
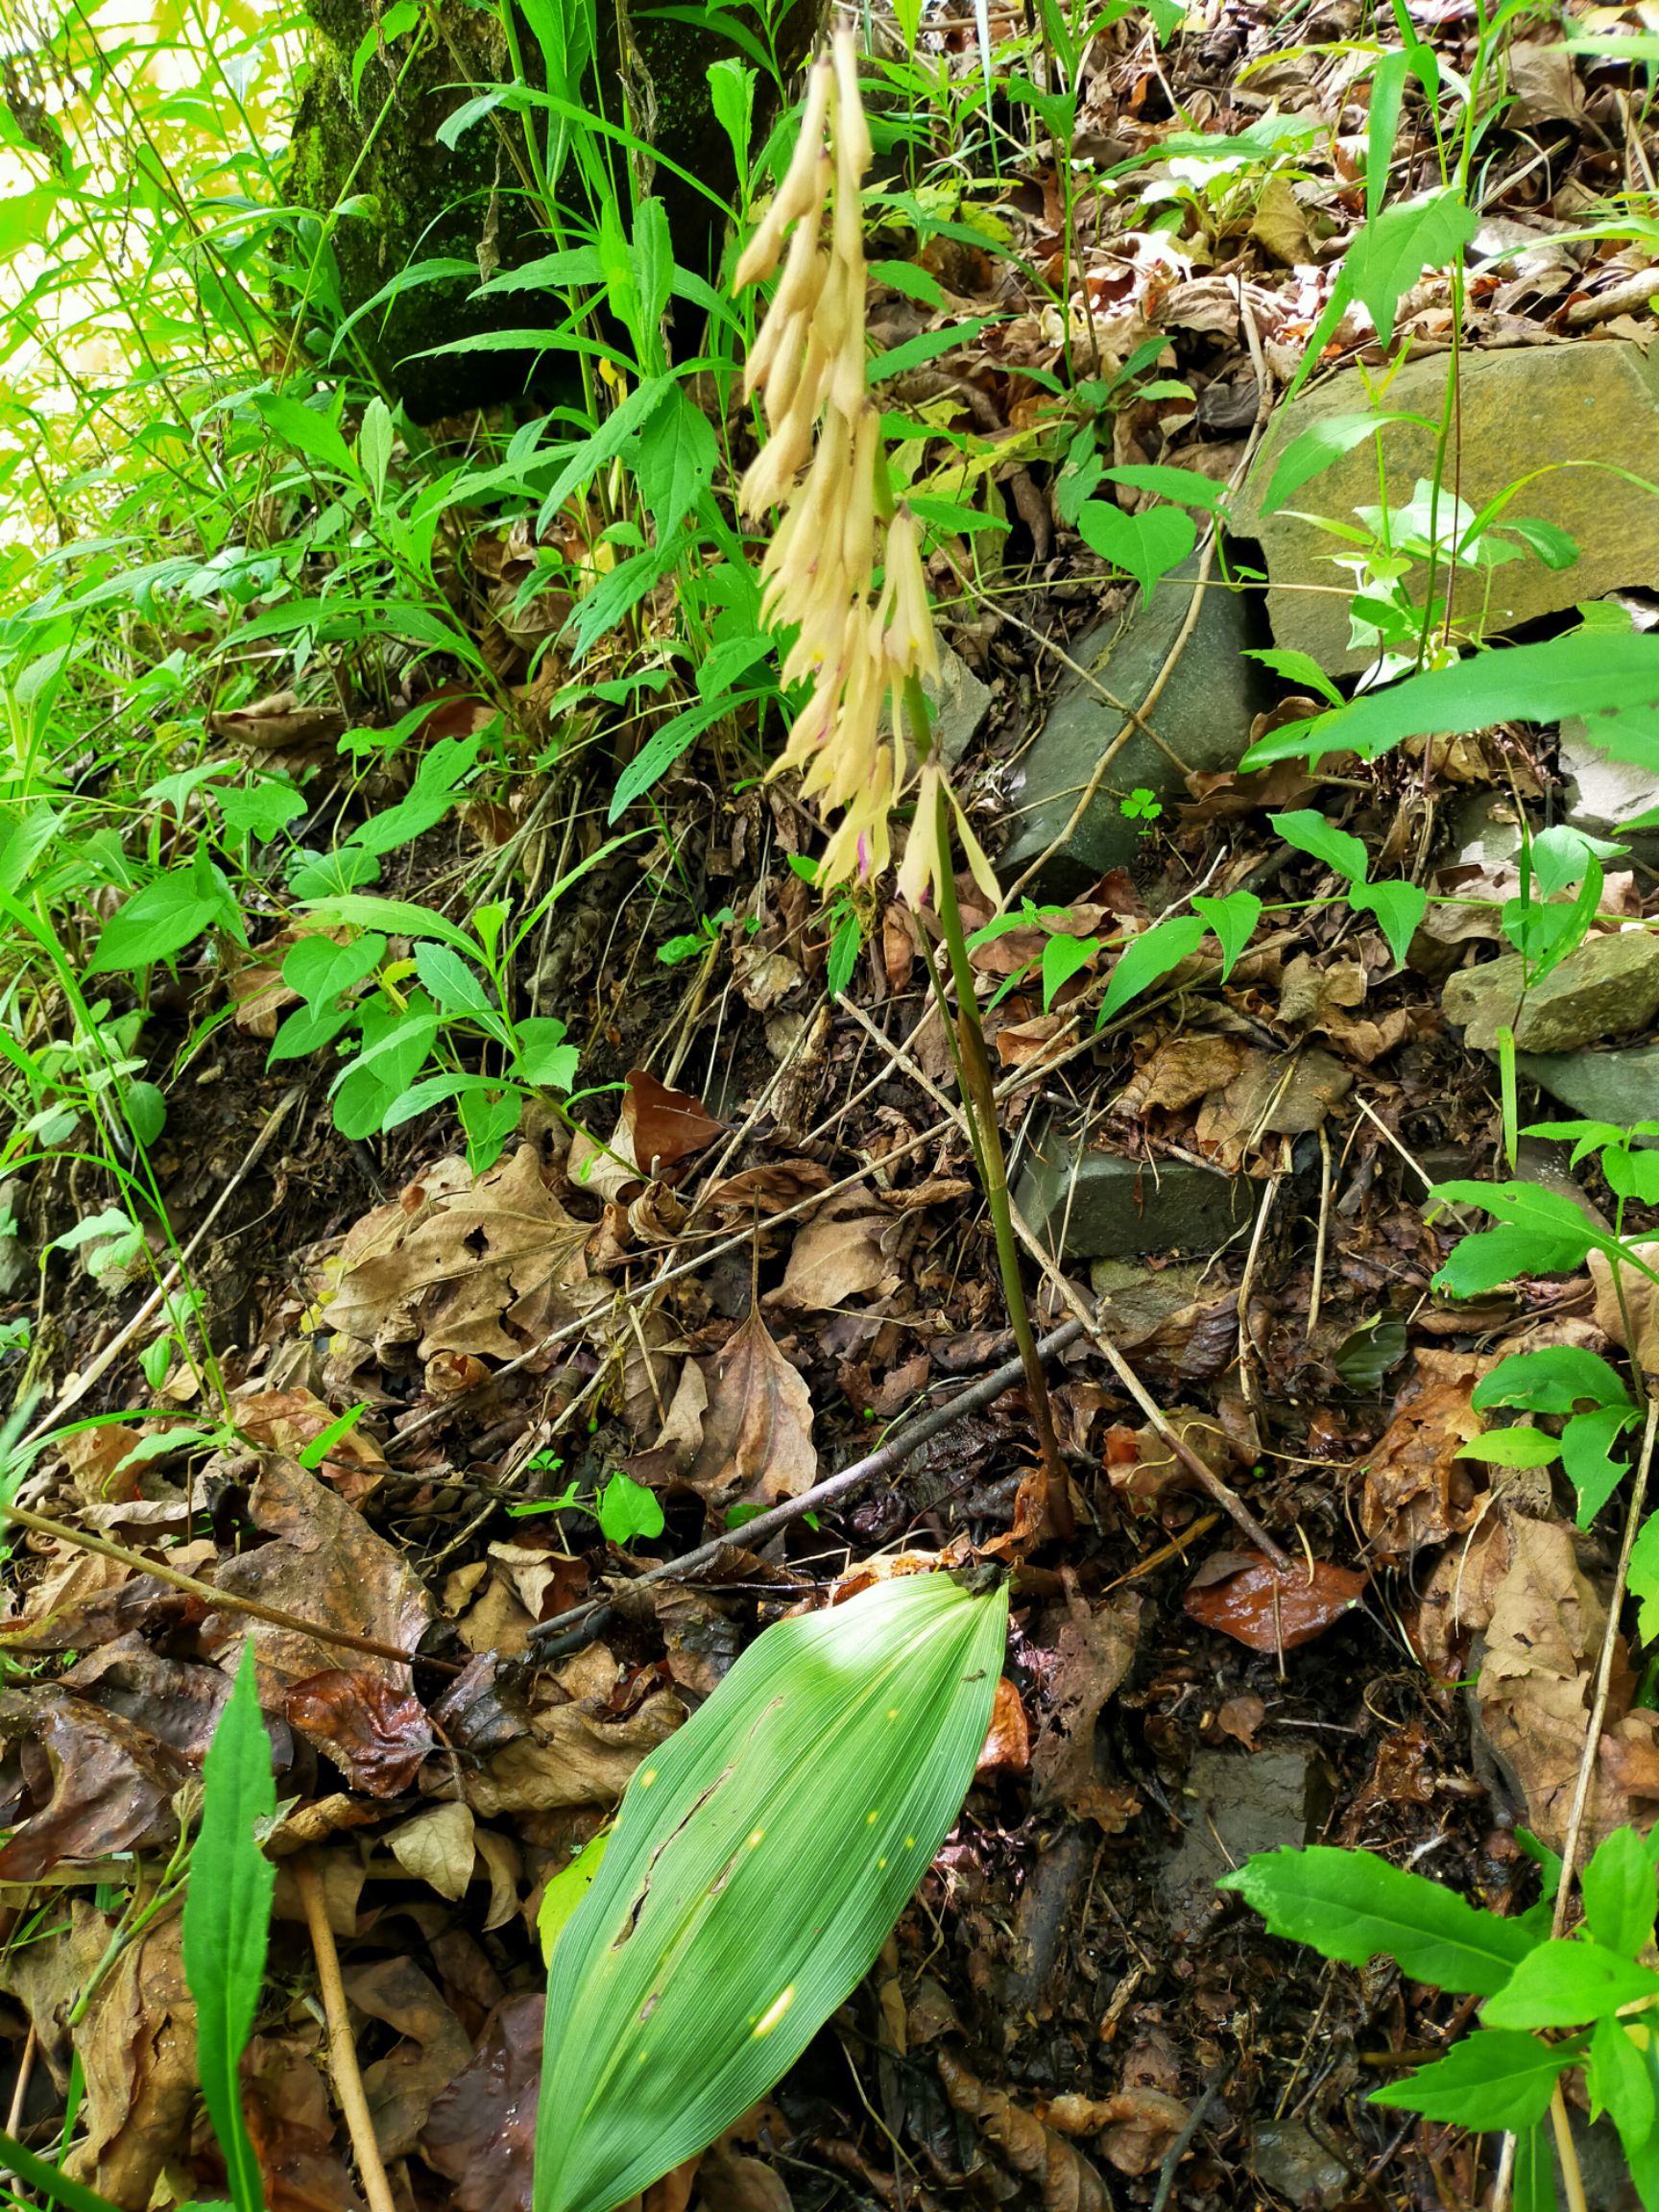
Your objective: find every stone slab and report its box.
[1517,1043,1659,1133]
[1015,1134,1248,1260]
[1236,342,1659,672]
[998,554,1271,901]
[1162,1746,1330,1937]
[1561,713,1659,864]
[1441,931,1659,1052]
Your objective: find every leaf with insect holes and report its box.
[1192,891,1262,980]
[1042,931,1098,1011]
[1429,1180,1613,1297]
[1217,1845,1538,1995]
[1097,915,1206,1026]
[1368,2030,1571,2131]
[181,1646,275,2212]
[1473,1348,1633,1416]
[533,1573,1007,2212]
[1482,1939,1659,2029]
[1076,500,1196,606]
[1241,632,1659,770]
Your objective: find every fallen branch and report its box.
[0,1500,457,1673]
[527,1316,1088,1651]
[294,1853,399,2212]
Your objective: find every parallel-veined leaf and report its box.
[534,1570,1007,2212]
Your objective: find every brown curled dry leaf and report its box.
[685,1308,817,1505]
[937,2050,1111,2212]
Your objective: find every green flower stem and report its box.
[904,678,1070,1537]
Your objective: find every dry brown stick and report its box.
[19,1083,305,1452]
[526,1315,1088,1647]
[1004,1199,1294,1571]
[294,1854,399,2212]
[0,1500,457,1673]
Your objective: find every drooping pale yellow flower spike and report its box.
[733,32,987,910]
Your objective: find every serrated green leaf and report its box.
[1455,1427,1561,1468]
[298,893,478,958]
[1473,1349,1633,1415]
[1097,915,1207,1025]
[181,1647,275,2212]
[1369,2029,1570,2130]
[534,1572,1007,2212]
[1217,1845,1538,1994]
[1582,1826,1659,1961]
[413,941,492,1014]
[1482,1938,1659,2029]
[1428,1180,1608,1296]
[1253,410,1432,519]
[1345,187,1479,349]
[1565,1405,1643,1527]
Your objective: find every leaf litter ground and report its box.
[7,5,1659,2209]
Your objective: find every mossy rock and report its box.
[287,0,819,421]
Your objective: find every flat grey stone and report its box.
[1517,1042,1659,1134]
[1561,713,1659,863]
[1250,2120,1352,2211]
[1441,932,1659,1052]
[927,640,991,767]
[1163,1746,1330,1936]
[1236,343,1659,672]
[998,554,1271,900]
[1016,1136,1248,1260]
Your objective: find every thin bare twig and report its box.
[526,1315,1088,1648]
[295,1854,399,2212]
[0,1500,457,1673]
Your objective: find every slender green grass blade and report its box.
[180,1646,276,2212]
[534,1571,1007,2212]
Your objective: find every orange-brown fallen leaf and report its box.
[685,1309,817,1505]
[1184,1551,1368,1651]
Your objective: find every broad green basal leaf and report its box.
[534,1569,1007,2212]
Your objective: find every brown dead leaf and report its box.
[283,1671,432,1796]
[1,1905,198,2211]
[1474,1514,1659,1850]
[207,1455,433,1699]
[772,1189,889,1311]
[701,1160,832,1215]
[347,1956,472,2158]
[0,1689,190,1880]
[1043,2090,1190,2177]
[235,1386,387,1502]
[698,2141,792,2212]
[421,1990,543,2212]
[937,2051,1110,2212]
[208,689,345,751]
[620,1070,723,1175]
[976,1676,1032,1778]
[1184,1551,1368,1651]
[326,1144,594,1361]
[1032,1580,1141,1827]
[1116,1035,1249,1119]
[61,1426,145,1504]
[1214,1693,1265,1750]
[1359,1355,1486,1565]
[242,2030,364,2212]
[385,1802,477,1901]
[685,1310,816,1505]
[461,1681,685,1817]
[60,1635,240,1765]
[1590,1243,1659,1374]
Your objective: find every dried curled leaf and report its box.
[534,1572,1007,2212]
[937,2052,1110,2212]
